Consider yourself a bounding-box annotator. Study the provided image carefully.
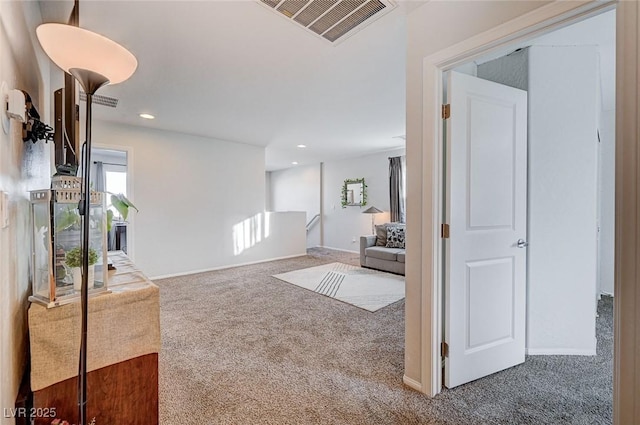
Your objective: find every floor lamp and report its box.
[362,206,383,234]
[36,23,137,425]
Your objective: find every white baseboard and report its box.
[149,253,307,280]
[600,291,614,297]
[526,346,597,356]
[403,375,423,392]
[317,245,359,254]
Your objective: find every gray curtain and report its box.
[389,156,406,223]
[94,161,106,192]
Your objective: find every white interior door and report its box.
[444,71,528,388]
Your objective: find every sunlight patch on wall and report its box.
[233,212,271,255]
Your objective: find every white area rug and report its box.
[273,262,405,312]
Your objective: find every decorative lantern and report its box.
[29,176,108,307]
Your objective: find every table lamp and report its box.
[362,206,383,234]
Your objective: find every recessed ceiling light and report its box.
[139,113,155,120]
[297,144,307,148]
[292,161,298,165]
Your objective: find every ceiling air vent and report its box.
[79,92,119,108]
[259,0,396,44]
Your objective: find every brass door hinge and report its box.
[441,341,449,358]
[441,223,450,239]
[442,104,451,119]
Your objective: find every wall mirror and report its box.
[342,178,367,207]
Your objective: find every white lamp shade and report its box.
[36,23,137,85]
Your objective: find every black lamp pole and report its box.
[73,68,109,425]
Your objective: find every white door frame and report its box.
[93,143,136,262]
[414,0,640,422]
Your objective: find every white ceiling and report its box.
[38,1,424,171]
[37,3,614,171]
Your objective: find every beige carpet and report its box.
[273,262,405,312]
[155,247,612,425]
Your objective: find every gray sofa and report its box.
[360,235,405,276]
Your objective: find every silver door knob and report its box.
[517,239,528,248]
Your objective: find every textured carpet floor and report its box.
[156,248,612,425]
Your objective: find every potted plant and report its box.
[65,246,99,291]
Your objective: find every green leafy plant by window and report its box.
[107,192,138,231]
[53,192,138,233]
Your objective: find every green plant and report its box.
[53,192,138,233]
[55,206,81,232]
[107,192,138,231]
[65,246,98,268]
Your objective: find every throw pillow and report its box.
[386,225,405,249]
[375,224,388,246]
[376,223,405,246]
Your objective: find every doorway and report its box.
[406,0,639,423]
[443,8,615,388]
[92,146,134,257]
[403,1,640,424]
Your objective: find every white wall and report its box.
[406,0,560,389]
[91,120,305,278]
[526,46,599,354]
[268,148,404,252]
[599,109,615,295]
[265,171,272,212]
[322,148,402,252]
[0,2,51,423]
[269,164,321,248]
[452,62,478,77]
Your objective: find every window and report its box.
[105,171,127,220]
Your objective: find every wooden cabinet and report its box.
[33,354,158,425]
[28,252,160,425]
